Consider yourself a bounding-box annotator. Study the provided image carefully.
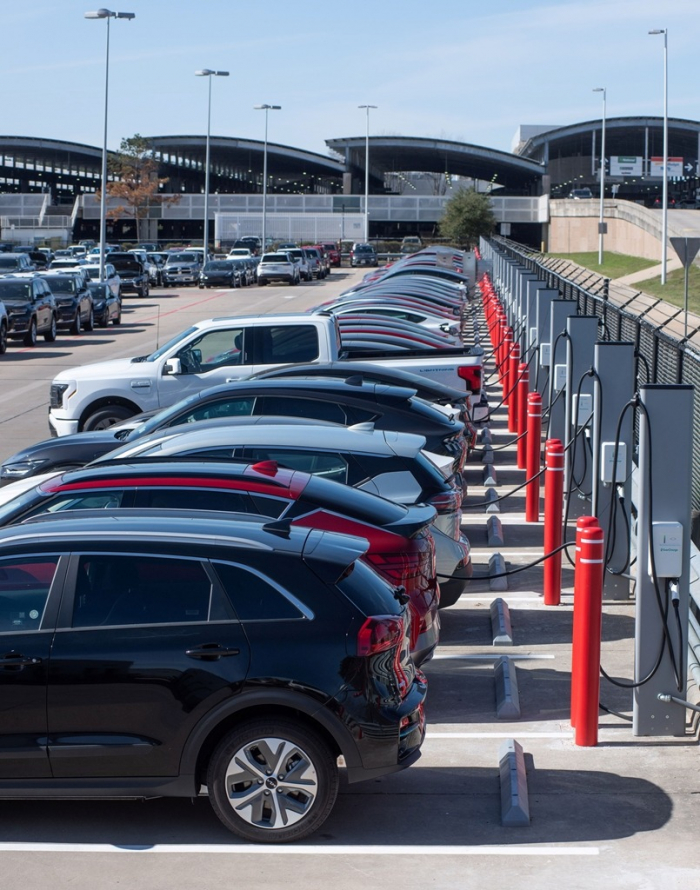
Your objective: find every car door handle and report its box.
[0,652,42,669]
[185,644,240,661]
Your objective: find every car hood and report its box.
[53,355,158,383]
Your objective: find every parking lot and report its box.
[0,269,699,889]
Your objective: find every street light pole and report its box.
[593,87,606,266]
[196,69,229,255]
[649,28,668,284]
[358,105,377,242]
[85,8,135,282]
[254,105,281,254]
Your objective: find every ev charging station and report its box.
[547,300,578,445]
[563,316,600,520]
[516,273,539,353]
[590,341,636,600]
[634,384,693,737]
[534,289,558,405]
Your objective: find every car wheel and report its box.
[43,315,57,343]
[23,318,37,347]
[207,718,339,843]
[113,306,122,326]
[141,285,149,298]
[98,312,109,328]
[82,404,135,432]
[71,310,82,335]
[0,322,7,354]
[258,279,268,286]
[162,282,169,288]
[85,307,94,332]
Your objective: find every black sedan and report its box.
[198,259,242,289]
[87,282,122,327]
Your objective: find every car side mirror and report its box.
[163,358,181,376]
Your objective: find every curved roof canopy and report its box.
[326,135,544,190]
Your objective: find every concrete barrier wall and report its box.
[549,199,662,259]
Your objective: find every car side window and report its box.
[134,487,253,513]
[0,556,59,632]
[213,561,307,620]
[71,554,212,628]
[21,490,129,520]
[258,396,348,424]
[244,448,349,484]
[168,397,256,425]
[258,325,319,364]
[176,328,245,374]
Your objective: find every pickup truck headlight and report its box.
[49,382,73,409]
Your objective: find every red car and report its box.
[0,459,440,664]
[319,241,341,267]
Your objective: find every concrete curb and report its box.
[484,488,500,514]
[486,514,504,547]
[490,596,513,643]
[488,554,508,592]
[494,656,521,719]
[498,739,531,827]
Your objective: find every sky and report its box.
[2,0,698,160]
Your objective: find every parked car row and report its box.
[0,244,475,841]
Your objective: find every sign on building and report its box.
[610,156,642,176]
[650,157,684,178]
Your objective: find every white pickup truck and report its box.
[48,313,482,436]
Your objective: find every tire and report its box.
[85,307,94,332]
[98,313,109,328]
[140,286,149,298]
[0,322,6,354]
[71,311,82,336]
[43,315,57,343]
[207,718,339,843]
[82,404,136,432]
[113,306,122,326]
[258,279,268,286]
[23,318,37,347]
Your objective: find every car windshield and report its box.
[146,326,198,361]
[46,278,77,295]
[205,261,233,271]
[168,253,197,263]
[88,283,109,298]
[355,246,373,253]
[0,280,32,300]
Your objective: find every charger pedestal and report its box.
[634,385,693,737]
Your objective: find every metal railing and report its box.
[488,235,700,512]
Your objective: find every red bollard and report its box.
[543,439,565,605]
[525,393,542,522]
[508,343,521,433]
[502,327,514,402]
[571,521,605,746]
[570,515,602,728]
[516,362,529,470]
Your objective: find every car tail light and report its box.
[357,614,404,656]
[427,488,462,515]
[458,365,482,394]
[357,615,410,696]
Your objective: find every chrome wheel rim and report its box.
[224,736,318,830]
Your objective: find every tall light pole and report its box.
[593,87,607,265]
[254,104,281,253]
[85,8,135,282]
[358,105,377,242]
[649,28,668,284]
[196,69,229,255]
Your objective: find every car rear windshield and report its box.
[261,254,289,263]
[0,280,32,300]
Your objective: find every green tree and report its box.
[96,134,179,242]
[438,188,495,248]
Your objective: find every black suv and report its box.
[41,273,94,334]
[0,513,426,842]
[0,276,58,346]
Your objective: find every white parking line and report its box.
[0,842,599,856]
[426,731,571,739]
